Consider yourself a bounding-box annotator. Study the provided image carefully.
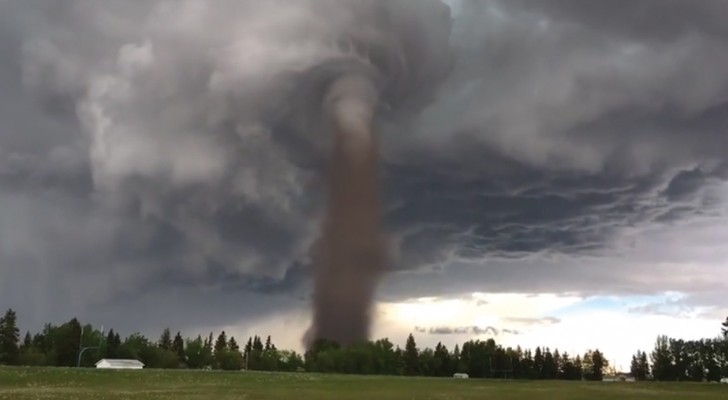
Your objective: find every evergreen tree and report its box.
[253,336,263,353]
[0,309,20,365]
[57,318,82,367]
[22,332,31,349]
[214,331,228,355]
[452,344,460,374]
[228,336,239,351]
[638,351,649,380]
[244,337,253,367]
[172,332,185,361]
[185,335,212,369]
[404,334,419,375]
[265,335,272,351]
[630,353,639,379]
[105,329,119,358]
[113,333,122,352]
[574,355,584,380]
[589,349,607,381]
[433,342,451,376]
[534,347,544,378]
[158,328,172,350]
[559,352,580,380]
[552,349,561,379]
[543,348,556,379]
[250,336,264,370]
[650,335,672,380]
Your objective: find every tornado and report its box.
[302,0,454,347]
[307,75,385,345]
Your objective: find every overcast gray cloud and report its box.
[1,0,728,336]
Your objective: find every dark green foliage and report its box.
[646,335,727,382]
[0,309,20,365]
[630,350,650,380]
[277,350,304,372]
[22,332,31,349]
[159,328,172,350]
[216,348,244,370]
[214,331,227,355]
[404,334,418,375]
[650,335,672,380]
[185,335,212,369]
[172,332,185,361]
[4,307,725,381]
[577,350,608,381]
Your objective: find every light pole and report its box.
[77,325,104,367]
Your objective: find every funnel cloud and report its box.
[304,1,454,346]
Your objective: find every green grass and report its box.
[0,367,725,400]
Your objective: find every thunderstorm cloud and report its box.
[1,0,727,338]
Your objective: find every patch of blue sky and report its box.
[552,291,686,318]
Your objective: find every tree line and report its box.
[1,308,727,381]
[627,316,728,381]
[631,335,728,381]
[304,335,610,379]
[0,308,609,379]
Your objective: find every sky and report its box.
[1,0,728,371]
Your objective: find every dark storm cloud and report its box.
[1,0,728,335]
[500,0,728,42]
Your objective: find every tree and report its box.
[543,348,556,379]
[534,347,544,378]
[589,349,607,381]
[0,309,20,365]
[228,336,239,351]
[158,328,172,350]
[278,350,304,372]
[105,329,120,358]
[215,331,228,355]
[172,332,185,361]
[21,332,31,349]
[217,348,244,370]
[559,352,580,380]
[185,335,212,369]
[53,318,82,367]
[404,334,419,375]
[630,353,640,379]
[651,335,672,380]
[631,350,650,380]
[722,316,728,339]
[118,332,149,360]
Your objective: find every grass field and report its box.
[0,367,725,400]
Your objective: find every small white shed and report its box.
[453,373,469,379]
[95,359,144,369]
[720,377,728,384]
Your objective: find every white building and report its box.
[453,373,469,379]
[720,377,728,384]
[95,359,144,370]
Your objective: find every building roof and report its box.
[95,358,145,367]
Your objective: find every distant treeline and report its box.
[635,335,728,382]
[1,309,727,381]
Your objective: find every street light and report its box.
[77,325,104,367]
